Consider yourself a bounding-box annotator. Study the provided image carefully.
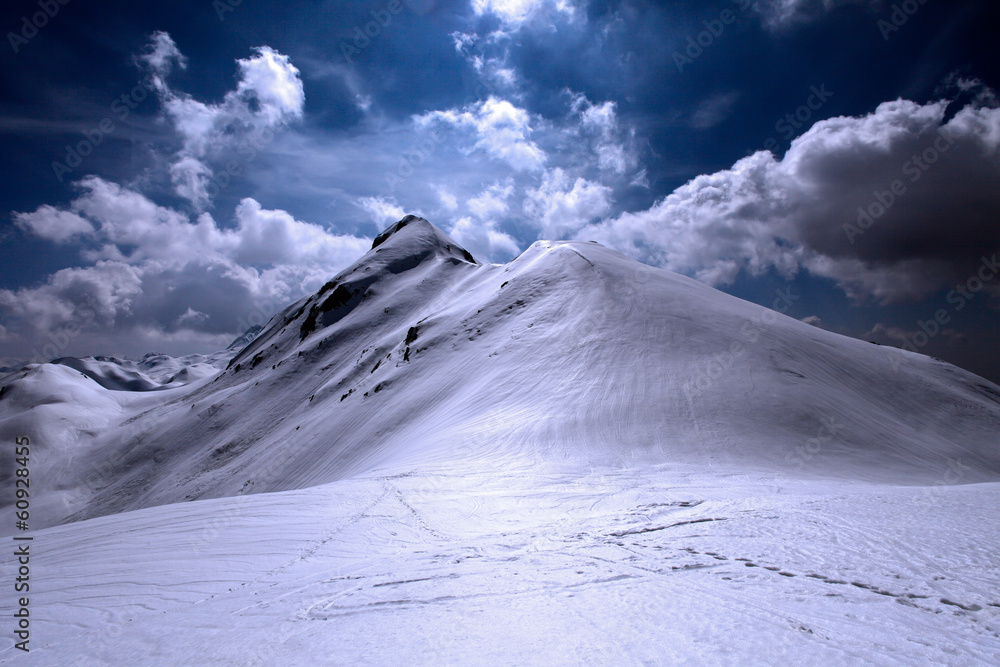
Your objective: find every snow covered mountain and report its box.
[2,216,999,664]
[2,215,998,530]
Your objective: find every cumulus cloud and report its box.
[395,89,637,259]
[451,32,521,92]
[67,176,227,263]
[442,182,520,261]
[471,0,575,27]
[357,196,407,228]
[14,205,94,242]
[578,98,1000,303]
[468,182,513,219]
[417,96,546,171]
[47,177,369,271]
[524,169,612,239]
[0,261,142,334]
[570,94,638,175]
[232,198,371,267]
[234,47,306,125]
[169,157,214,211]
[136,32,305,209]
[436,187,459,211]
[863,322,911,343]
[576,149,802,286]
[447,216,520,261]
[2,177,369,359]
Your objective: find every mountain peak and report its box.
[371,215,477,264]
[371,214,427,249]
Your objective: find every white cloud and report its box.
[67,176,226,263]
[490,66,518,88]
[176,308,209,327]
[162,97,219,158]
[579,99,617,134]
[394,91,637,256]
[472,0,539,23]
[234,47,305,125]
[471,0,575,27]
[571,95,636,175]
[169,156,213,211]
[357,196,407,228]
[135,30,186,87]
[468,182,513,219]
[436,187,459,211]
[418,97,546,172]
[863,323,907,341]
[862,322,965,347]
[468,97,546,170]
[452,31,476,53]
[525,169,612,239]
[630,169,650,188]
[0,261,143,333]
[445,183,520,261]
[233,198,371,267]
[137,34,305,209]
[578,98,1000,303]
[469,55,520,91]
[14,205,94,242]
[447,216,520,261]
[578,149,801,285]
[3,177,370,356]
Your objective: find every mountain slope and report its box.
[2,216,998,531]
[7,461,1000,665]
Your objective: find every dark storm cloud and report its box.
[579,95,1000,303]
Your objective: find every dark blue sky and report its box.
[1,0,998,383]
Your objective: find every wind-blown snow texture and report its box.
[1,216,999,664]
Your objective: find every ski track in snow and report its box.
[3,462,999,665]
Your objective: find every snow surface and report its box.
[1,217,998,664]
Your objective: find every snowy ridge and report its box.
[1,217,996,532]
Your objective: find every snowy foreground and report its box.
[6,461,1000,665]
[2,217,999,664]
